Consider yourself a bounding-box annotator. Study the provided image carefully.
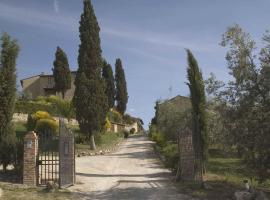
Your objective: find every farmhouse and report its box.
[20,71,76,100]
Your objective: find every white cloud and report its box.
[129,108,135,112]
[102,27,220,53]
[0,2,77,32]
[53,0,59,14]
[0,2,219,53]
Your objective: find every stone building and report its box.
[20,71,76,100]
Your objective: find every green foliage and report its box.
[115,58,128,115]
[162,143,179,171]
[102,59,115,108]
[123,130,129,138]
[27,111,59,134]
[186,49,208,180]
[107,109,122,123]
[151,129,166,147]
[54,98,75,121]
[74,0,108,149]
[103,117,111,131]
[53,47,71,99]
[130,128,135,134]
[16,96,75,121]
[15,99,57,115]
[123,114,136,125]
[157,98,191,142]
[0,33,20,172]
[35,118,58,134]
[217,24,270,182]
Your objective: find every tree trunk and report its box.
[89,135,96,150]
[61,91,65,99]
[176,132,181,181]
[3,163,7,173]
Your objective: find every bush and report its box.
[162,143,179,171]
[107,109,122,123]
[123,130,129,138]
[104,117,111,131]
[151,131,166,147]
[26,111,59,134]
[15,100,57,115]
[130,128,135,134]
[35,118,59,135]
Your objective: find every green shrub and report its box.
[151,131,166,147]
[26,111,59,134]
[107,109,122,123]
[35,118,59,135]
[123,130,129,138]
[162,143,179,171]
[130,128,135,134]
[15,100,57,115]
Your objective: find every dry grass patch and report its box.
[0,182,74,200]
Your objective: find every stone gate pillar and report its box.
[179,128,195,181]
[23,131,38,186]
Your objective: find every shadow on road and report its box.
[76,172,171,178]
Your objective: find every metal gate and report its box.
[37,119,75,188]
[59,119,75,188]
[37,129,59,186]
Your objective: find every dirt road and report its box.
[70,135,195,200]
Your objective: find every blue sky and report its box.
[1,0,270,127]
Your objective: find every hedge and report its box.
[15,100,58,115]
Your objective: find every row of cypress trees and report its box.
[51,0,128,150]
[72,0,128,149]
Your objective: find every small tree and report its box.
[0,33,20,172]
[115,58,128,115]
[53,46,71,99]
[102,59,115,108]
[186,49,208,182]
[73,0,108,150]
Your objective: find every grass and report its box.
[175,156,270,200]
[207,157,270,189]
[0,182,74,200]
[75,131,124,153]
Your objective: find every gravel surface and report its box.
[70,135,195,200]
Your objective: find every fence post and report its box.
[23,131,38,186]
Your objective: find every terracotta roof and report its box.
[20,71,77,86]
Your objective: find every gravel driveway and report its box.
[70,135,195,200]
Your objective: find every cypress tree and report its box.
[102,59,115,108]
[53,46,71,99]
[0,33,19,172]
[73,0,108,150]
[186,49,208,182]
[115,58,128,115]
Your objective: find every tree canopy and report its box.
[73,0,108,150]
[115,58,128,115]
[53,46,71,99]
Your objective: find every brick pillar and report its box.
[23,131,38,186]
[180,128,195,181]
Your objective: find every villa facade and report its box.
[20,71,76,100]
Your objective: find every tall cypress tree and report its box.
[73,0,108,150]
[53,46,71,99]
[186,49,208,182]
[0,33,19,172]
[102,59,115,108]
[115,58,128,115]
